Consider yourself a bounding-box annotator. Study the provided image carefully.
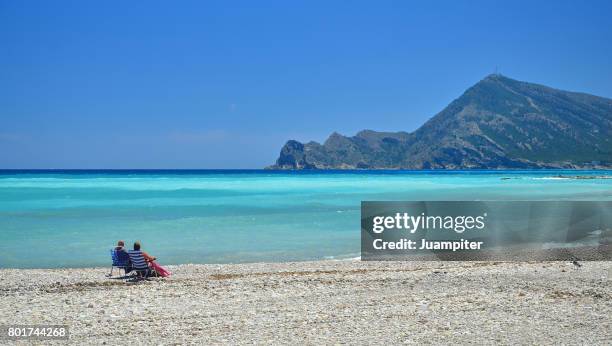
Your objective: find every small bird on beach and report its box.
[572,260,582,268]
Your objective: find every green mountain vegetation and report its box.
[269,75,612,169]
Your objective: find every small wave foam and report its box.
[323,254,361,261]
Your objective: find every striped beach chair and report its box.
[127,250,152,279]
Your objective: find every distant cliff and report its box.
[268,75,612,169]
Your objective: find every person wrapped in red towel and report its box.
[135,241,172,278]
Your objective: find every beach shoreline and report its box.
[1,260,610,344]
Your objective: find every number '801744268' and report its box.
[2,325,69,340]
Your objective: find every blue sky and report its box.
[1,0,611,168]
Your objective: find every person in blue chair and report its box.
[114,240,132,273]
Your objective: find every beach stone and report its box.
[1,261,611,344]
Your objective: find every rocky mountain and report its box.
[268,74,612,169]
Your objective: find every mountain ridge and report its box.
[268,75,612,169]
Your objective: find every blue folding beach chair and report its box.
[127,250,153,280]
[108,248,130,278]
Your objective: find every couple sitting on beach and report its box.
[114,240,171,278]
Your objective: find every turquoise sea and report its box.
[1,170,611,268]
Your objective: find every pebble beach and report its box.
[1,260,610,345]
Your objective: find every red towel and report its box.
[149,261,171,277]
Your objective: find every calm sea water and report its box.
[1,170,611,268]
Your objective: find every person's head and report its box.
[117,240,124,247]
[133,241,141,251]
